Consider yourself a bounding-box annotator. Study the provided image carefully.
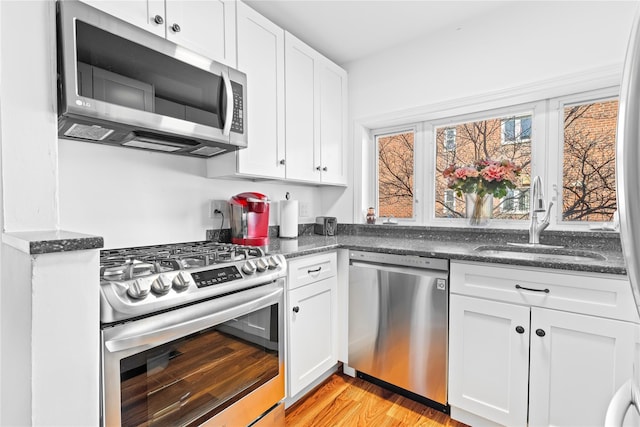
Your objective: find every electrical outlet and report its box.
[299,201,310,218]
[210,200,229,219]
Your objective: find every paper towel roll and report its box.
[279,200,299,238]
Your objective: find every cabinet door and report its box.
[449,295,530,426]
[165,0,236,65]
[528,308,635,427]
[287,277,338,397]
[80,0,165,37]
[319,60,347,185]
[235,2,285,178]
[285,32,320,182]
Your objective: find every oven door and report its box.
[101,280,284,427]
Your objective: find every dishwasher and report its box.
[348,250,449,411]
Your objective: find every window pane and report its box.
[444,128,456,151]
[503,119,516,142]
[521,117,532,140]
[435,114,532,220]
[377,131,414,219]
[562,99,618,222]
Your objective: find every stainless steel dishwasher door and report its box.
[348,252,448,406]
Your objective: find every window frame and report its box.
[428,102,543,228]
[356,72,620,231]
[372,125,420,223]
[548,88,620,228]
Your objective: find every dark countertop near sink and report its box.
[16,224,624,275]
[266,225,627,276]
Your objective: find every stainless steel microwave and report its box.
[56,0,247,157]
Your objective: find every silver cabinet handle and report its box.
[171,23,181,33]
[153,15,164,24]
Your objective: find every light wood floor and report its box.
[284,373,469,427]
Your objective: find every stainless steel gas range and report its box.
[99,241,286,427]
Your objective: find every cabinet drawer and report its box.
[288,252,337,290]
[450,261,638,322]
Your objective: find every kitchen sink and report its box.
[473,244,607,262]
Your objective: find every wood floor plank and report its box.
[285,373,468,427]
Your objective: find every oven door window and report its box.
[119,304,279,426]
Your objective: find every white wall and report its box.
[0,0,58,232]
[341,0,638,222]
[59,139,325,248]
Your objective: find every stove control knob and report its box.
[267,256,281,269]
[256,258,269,272]
[151,274,172,295]
[127,278,151,300]
[172,271,191,291]
[242,260,257,275]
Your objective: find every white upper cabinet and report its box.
[284,34,318,182]
[319,61,348,185]
[164,0,236,66]
[79,0,166,37]
[285,32,347,185]
[79,0,237,66]
[207,1,285,179]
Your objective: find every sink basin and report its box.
[473,245,607,262]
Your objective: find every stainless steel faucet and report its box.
[528,176,553,245]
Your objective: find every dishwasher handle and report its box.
[350,260,448,278]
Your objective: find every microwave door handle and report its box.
[222,70,233,136]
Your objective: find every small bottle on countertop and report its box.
[366,207,376,224]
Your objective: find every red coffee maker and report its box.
[229,192,270,246]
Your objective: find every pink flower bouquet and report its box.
[443,159,522,199]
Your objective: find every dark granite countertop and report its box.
[266,227,627,276]
[2,230,104,254]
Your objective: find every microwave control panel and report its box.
[231,81,244,134]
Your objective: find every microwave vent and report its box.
[123,132,197,152]
[190,146,225,157]
[64,123,114,141]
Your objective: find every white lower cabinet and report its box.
[449,261,637,427]
[449,295,530,426]
[286,252,338,398]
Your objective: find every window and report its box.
[501,188,530,214]
[502,116,532,144]
[561,98,618,222]
[443,190,455,216]
[376,130,414,219]
[444,128,456,151]
[366,84,618,228]
[435,113,532,220]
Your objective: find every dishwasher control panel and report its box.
[349,250,449,271]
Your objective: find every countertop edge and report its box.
[2,230,105,255]
[272,236,627,276]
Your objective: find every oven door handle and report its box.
[104,285,283,353]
